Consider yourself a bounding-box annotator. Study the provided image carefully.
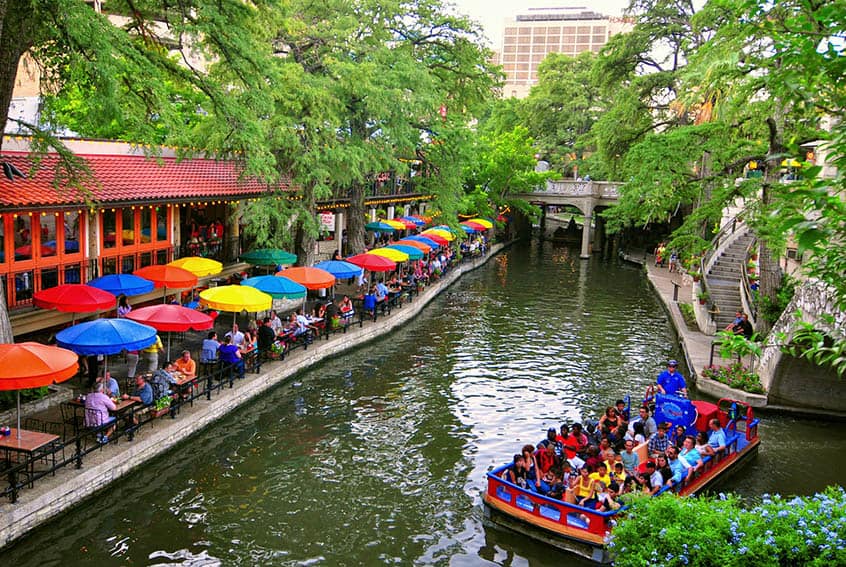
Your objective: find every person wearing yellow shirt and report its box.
[142,334,163,372]
[588,462,611,488]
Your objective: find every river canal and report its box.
[4,241,846,566]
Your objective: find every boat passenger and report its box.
[620,439,640,474]
[625,421,646,446]
[574,467,595,503]
[656,360,688,397]
[678,435,703,472]
[628,406,657,439]
[593,481,620,511]
[598,406,619,435]
[566,423,589,458]
[695,431,715,458]
[655,454,673,485]
[614,399,630,426]
[583,446,602,473]
[671,424,687,449]
[648,423,671,457]
[665,446,688,486]
[636,461,663,495]
[538,427,564,461]
[522,444,547,493]
[535,440,557,477]
[504,454,527,488]
[598,438,616,463]
[708,418,728,454]
[588,462,612,488]
[610,462,628,493]
[607,424,628,452]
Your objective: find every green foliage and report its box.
[715,330,762,360]
[678,302,697,329]
[757,275,796,326]
[610,487,846,567]
[701,362,765,394]
[0,387,50,411]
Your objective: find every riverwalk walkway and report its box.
[0,243,507,549]
[626,252,767,407]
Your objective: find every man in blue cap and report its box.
[656,360,687,397]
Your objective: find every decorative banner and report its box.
[320,212,335,232]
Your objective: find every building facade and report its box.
[498,7,632,99]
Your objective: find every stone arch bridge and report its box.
[511,180,622,258]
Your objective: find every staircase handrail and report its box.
[700,215,749,326]
[740,239,759,327]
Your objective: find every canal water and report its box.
[4,241,845,566]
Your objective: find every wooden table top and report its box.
[69,397,139,414]
[0,429,60,453]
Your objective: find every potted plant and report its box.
[696,290,710,305]
[689,270,702,282]
[151,395,173,418]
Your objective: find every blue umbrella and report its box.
[242,275,307,299]
[314,260,364,279]
[400,216,425,226]
[88,274,155,297]
[458,224,476,233]
[406,235,440,248]
[56,318,158,356]
[386,244,423,260]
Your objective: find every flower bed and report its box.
[701,362,766,394]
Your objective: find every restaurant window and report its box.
[141,208,152,243]
[14,215,33,261]
[41,214,57,258]
[14,270,33,302]
[122,208,135,245]
[41,267,59,290]
[103,210,116,249]
[140,251,153,268]
[102,257,117,275]
[64,211,81,254]
[156,249,169,265]
[64,263,81,284]
[156,209,167,241]
[122,254,135,274]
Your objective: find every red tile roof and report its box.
[0,151,290,207]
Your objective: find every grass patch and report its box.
[678,302,699,331]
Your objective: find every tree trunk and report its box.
[757,112,786,334]
[347,181,366,254]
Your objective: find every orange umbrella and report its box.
[0,343,79,438]
[135,265,199,303]
[395,239,431,254]
[280,266,336,290]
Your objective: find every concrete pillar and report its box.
[369,208,377,222]
[593,211,605,254]
[334,211,344,257]
[539,205,547,240]
[580,207,593,259]
[387,205,395,219]
[403,205,410,216]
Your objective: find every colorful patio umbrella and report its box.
[240,248,298,266]
[199,285,273,314]
[418,232,449,246]
[412,214,432,223]
[56,318,158,356]
[388,218,416,229]
[347,253,397,273]
[33,285,116,318]
[405,235,441,249]
[280,267,336,290]
[0,343,79,439]
[462,220,488,232]
[134,265,198,289]
[88,274,155,297]
[242,275,307,299]
[422,228,455,242]
[313,260,364,280]
[386,244,424,260]
[468,218,493,229]
[168,256,223,277]
[381,219,407,231]
[126,304,215,359]
[364,221,397,232]
[458,224,477,234]
[367,247,409,262]
[400,216,426,226]
[395,239,432,253]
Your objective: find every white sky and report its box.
[452,0,631,48]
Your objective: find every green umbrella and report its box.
[240,248,297,266]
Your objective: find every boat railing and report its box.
[667,432,743,494]
[487,467,618,538]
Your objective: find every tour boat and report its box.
[482,395,761,564]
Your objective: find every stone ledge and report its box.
[694,376,768,408]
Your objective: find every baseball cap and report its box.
[668,359,678,366]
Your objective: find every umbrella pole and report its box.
[16,391,21,439]
[167,332,172,362]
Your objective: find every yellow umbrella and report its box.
[199,285,272,313]
[169,256,223,277]
[468,218,493,229]
[368,247,409,262]
[382,219,408,231]
[423,228,455,241]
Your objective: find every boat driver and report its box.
[656,360,688,397]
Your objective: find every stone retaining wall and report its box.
[0,244,506,549]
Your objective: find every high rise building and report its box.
[498,6,632,98]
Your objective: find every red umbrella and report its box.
[280,266,336,290]
[125,304,214,332]
[134,265,198,289]
[347,253,397,273]
[34,284,115,313]
[419,232,448,246]
[0,343,79,438]
[126,304,214,359]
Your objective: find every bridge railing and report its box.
[532,180,622,199]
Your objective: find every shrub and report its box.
[701,362,765,394]
[610,487,846,567]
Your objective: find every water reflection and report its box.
[3,241,845,566]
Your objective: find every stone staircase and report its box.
[706,231,755,330]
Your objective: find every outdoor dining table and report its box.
[0,428,62,487]
[169,372,197,414]
[69,397,140,438]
